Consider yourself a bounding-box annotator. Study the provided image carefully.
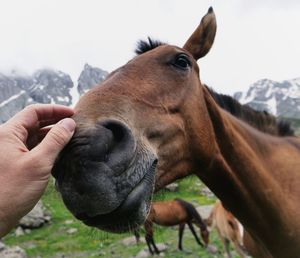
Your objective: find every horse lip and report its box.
[79,159,157,232]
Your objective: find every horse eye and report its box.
[173,54,191,70]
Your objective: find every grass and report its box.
[3,176,241,258]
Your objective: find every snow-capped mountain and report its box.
[0,73,33,123]
[234,78,300,118]
[0,64,108,123]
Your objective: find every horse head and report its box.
[52,7,217,233]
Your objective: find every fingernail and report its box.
[58,118,76,133]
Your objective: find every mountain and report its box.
[1,65,299,124]
[0,64,108,124]
[77,64,108,95]
[0,73,33,123]
[234,78,300,119]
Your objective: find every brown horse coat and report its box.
[135,198,209,254]
[52,8,300,258]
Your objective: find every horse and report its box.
[206,200,247,258]
[52,7,300,258]
[133,198,209,254]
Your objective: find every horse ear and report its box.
[183,7,217,60]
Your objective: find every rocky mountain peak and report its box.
[234,77,300,118]
[77,63,108,96]
[29,69,73,105]
[0,64,108,123]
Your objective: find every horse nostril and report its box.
[97,119,136,173]
[101,121,127,148]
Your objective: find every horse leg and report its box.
[133,228,140,244]
[145,221,160,255]
[145,237,154,255]
[232,240,247,258]
[187,222,204,247]
[146,234,160,255]
[151,238,160,254]
[222,238,232,258]
[178,223,185,250]
[145,223,154,255]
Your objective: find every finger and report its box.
[8,104,74,130]
[5,104,74,143]
[30,118,76,165]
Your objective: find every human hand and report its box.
[0,104,76,237]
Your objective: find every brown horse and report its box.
[134,198,209,254]
[52,7,300,258]
[206,200,247,258]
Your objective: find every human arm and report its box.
[0,104,76,237]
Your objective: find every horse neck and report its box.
[190,209,207,231]
[178,200,206,230]
[193,217,207,231]
[195,87,300,255]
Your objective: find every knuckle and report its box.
[12,123,27,136]
[2,122,27,140]
[0,124,8,137]
[24,104,37,112]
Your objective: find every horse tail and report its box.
[175,198,207,231]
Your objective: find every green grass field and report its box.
[3,176,242,258]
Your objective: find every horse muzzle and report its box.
[52,119,157,232]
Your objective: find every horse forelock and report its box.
[135,37,166,55]
[205,85,295,137]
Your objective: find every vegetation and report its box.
[3,176,242,257]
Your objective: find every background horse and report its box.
[52,7,300,258]
[206,200,247,258]
[134,198,209,254]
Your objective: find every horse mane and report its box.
[175,198,207,231]
[135,37,166,55]
[205,86,295,136]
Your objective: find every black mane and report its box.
[205,86,294,136]
[135,37,166,55]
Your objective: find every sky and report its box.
[0,0,300,95]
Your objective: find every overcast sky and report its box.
[0,0,300,94]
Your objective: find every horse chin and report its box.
[79,160,157,233]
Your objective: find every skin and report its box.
[0,104,75,237]
[53,8,300,258]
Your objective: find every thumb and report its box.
[32,118,76,165]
